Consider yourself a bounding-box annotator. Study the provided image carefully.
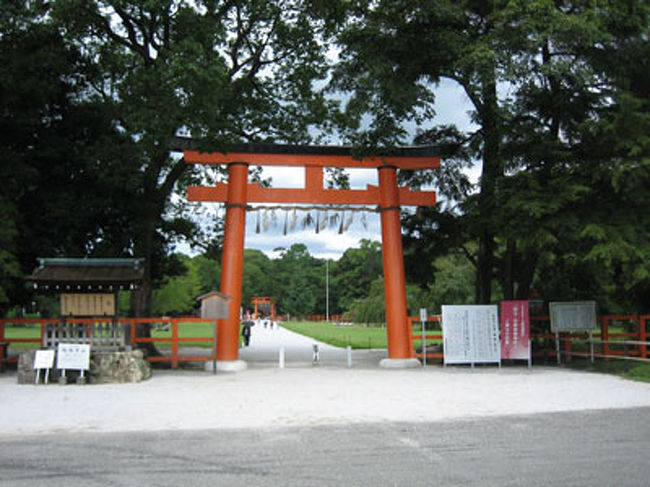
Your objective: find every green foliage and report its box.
[273,244,321,316]
[0,1,340,316]
[331,239,382,311]
[348,278,386,325]
[335,0,650,310]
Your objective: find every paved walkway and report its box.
[2,325,650,436]
[238,321,385,367]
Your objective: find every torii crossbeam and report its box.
[185,143,441,370]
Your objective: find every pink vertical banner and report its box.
[500,301,530,360]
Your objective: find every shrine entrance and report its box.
[251,297,275,321]
[185,144,440,370]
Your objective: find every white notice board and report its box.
[442,305,501,365]
[56,343,91,371]
[34,350,55,370]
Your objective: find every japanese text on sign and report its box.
[442,305,500,365]
[56,343,91,370]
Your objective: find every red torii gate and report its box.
[185,144,440,370]
[251,296,275,321]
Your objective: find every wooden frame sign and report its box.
[61,293,115,317]
[549,301,598,332]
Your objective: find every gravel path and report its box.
[2,325,650,436]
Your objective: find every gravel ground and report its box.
[2,324,650,436]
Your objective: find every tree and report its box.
[273,244,321,316]
[151,254,201,315]
[333,0,650,308]
[0,2,140,312]
[48,0,337,317]
[331,239,382,311]
[241,249,273,309]
[332,1,508,302]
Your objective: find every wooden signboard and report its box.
[549,301,597,332]
[199,291,231,320]
[60,293,115,317]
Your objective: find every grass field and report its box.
[565,359,650,383]
[2,324,42,349]
[281,321,389,349]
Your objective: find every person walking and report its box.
[241,322,252,347]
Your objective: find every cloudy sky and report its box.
[182,79,479,261]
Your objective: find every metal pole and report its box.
[326,259,330,322]
[589,330,594,365]
[422,319,426,367]
[555,332,561,365]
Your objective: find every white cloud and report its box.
[244,210,381,260]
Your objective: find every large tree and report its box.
[333,0,649,308]
[0,2,140,311]
[47,0,338,316]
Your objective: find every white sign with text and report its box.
[34,350,55,370]
[442,305,501,365]
[56,343,91,371]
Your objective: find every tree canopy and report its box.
[2,0,648,318]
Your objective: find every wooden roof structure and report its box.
[28,258,145,292]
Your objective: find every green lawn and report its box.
[150,321,216,348]
[566,358,650,383]
[2,324,42,349]
[282,321,389,349]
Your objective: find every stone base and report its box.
[90,350,152,383]
[17,349,152,384]
[379,358,422,369]
[204,360,247,373]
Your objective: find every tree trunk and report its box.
[515,252,538,300]
[502,239,516,300]
[474,77,502,304]
[129,209,162,358]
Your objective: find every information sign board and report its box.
[56,343,91,370]
[549,301,597,332]
[419,308,427,323]
[61,293,115,316]
[34,350,55,369]
[442,305,500,365]
[500,301,530,361]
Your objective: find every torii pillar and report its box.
[186,144,441,371]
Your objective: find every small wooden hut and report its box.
[28,258,145,349]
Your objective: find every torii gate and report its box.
[251,296,275,321]
[185,144,440,370]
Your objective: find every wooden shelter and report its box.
[28,258,145,349]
